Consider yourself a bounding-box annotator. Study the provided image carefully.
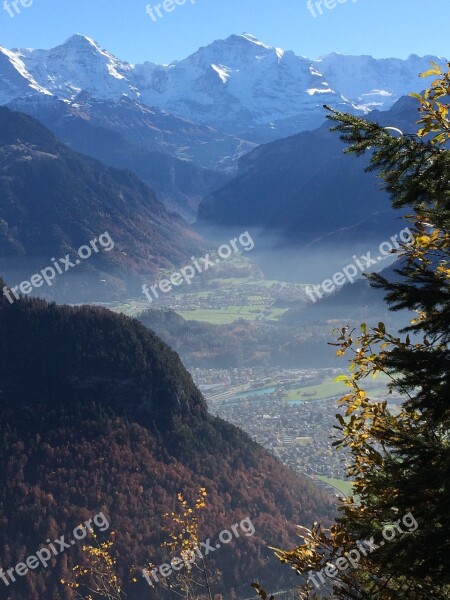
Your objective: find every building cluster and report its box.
[139,280,308,313]
[194,366,400,496]
[214,394,348,480]
[193,366,334,401]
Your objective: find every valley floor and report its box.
[194,366,399,497]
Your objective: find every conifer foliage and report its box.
[269,64,450,599]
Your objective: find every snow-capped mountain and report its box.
[133,33,354,137]
[315,52,446,111]
[10,34,137,102]
[0,44,51,102]
[0,33,446,141]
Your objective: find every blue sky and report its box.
[0,0,449,64]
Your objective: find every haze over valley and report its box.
[0,4,448,598]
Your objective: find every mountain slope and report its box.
[133,33,353,140]
[0,34,446,143]
[0,107,204,301]
[195,96,420,280]
[8,95,231,221]
[139,308,343,368]
[0,289,335,599]
[316,52,444,111]
[9,34,135,102]
[8,93,253,172]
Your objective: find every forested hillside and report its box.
[0,286,334,599]
[0,108,204,302]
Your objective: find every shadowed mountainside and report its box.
[0,288,335,599]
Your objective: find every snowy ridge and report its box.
[0,33,446,138]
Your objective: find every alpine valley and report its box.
[0,25,446,600]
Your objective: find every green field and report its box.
[317,476,354,497]
[287,374,390,402]
[177,305,288,324]
[287,380,348,401]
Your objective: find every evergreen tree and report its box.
[268,63,450,599]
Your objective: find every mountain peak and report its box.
[222,33,272,50]
[63,33,100,48]
[238,33,270,47]
[58,34,118,60]
[221,33,285,59]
